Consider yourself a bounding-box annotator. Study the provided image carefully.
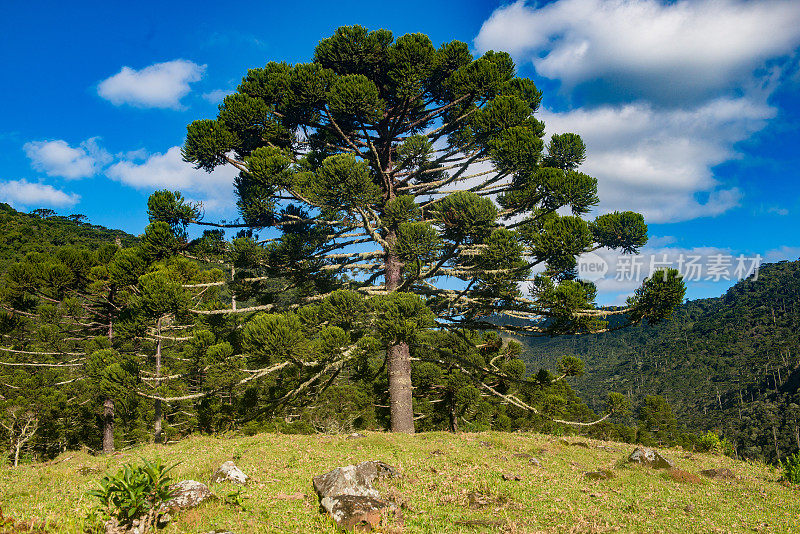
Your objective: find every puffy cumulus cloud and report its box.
[475,0,800,104]
[539,97,776,222]
[98,60,206,109]
[23,137,111,180]
[106,146,237,213]
[0,179,80,209]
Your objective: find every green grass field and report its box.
[0,432,797,533]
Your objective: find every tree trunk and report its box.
[772,425,779,461]
[384,246,415,433]
[103,397,115,454]
[448,399,458,433]
[231,265,237,311]
[387,342,414,433]
[13,440,20,468]
[795,422,799,451]
[154,317,163,444]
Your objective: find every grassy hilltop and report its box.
[0,431,797,533]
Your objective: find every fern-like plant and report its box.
[87,458,178,531]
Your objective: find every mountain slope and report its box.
[0,203,137,274]
[519,260,800,462]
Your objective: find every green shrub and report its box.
[696,431,729,454]
[87,458,177,529]
[782,452,800,484]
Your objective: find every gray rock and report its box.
[628,447,674,469]
[212,461,249,485]
[312,461,398,531]
[312,461,395,500]
[159,480,215,513]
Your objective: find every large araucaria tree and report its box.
[182,26,684,433]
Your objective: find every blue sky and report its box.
[1,0,799,304]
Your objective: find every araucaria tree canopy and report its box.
[182,25,684,433]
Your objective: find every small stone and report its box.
[502,473,521,481]
[429,449,445,456]
[212,461,249,485]
[529,457,542,467]
[346,433,366,440]
[628,447,673,469]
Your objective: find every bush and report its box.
[782,452,800,484]
[695,431,731,455]
[87,458,177,530]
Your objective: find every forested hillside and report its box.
[0,193,619,463]
[3,193,797,465]
[520,260,800,463]
[0,203,137,273]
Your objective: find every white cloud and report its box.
[106,146,238,212]
[476,0,800,103]
[539,96,775,222]
[98,60,206,109]
[578,244,743,304]
[764,246,800,262]
[0,179,80,209]
[766,206,789,216]
[23,137,111,180]
[202,89,233,104]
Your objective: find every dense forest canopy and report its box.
[0,203,136,274]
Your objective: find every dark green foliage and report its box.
[590,212,648,254]
[147,190,199,242]
[86,349,138,403]
[626,268,686,325]
[432,191,498,244]
[543,133,586,172]
[373,292,435,345]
